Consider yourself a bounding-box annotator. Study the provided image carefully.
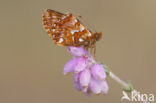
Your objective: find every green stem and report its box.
[109,71,149,103]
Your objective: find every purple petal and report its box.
[87,56,96,66]
[100,81,109,94]
[91,63,106,80]
[82,87,88,93]
[63,57,77,75]
[84,91,91,97]
[73,73,81,91]
[67,46,88,57]
[89,78,101,94]
[73,73,79,82]
[74,57,88,73]
[79,69,91,88]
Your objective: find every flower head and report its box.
[64,46,109,96]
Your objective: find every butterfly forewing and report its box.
[42,9,93,47]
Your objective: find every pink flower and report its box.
[73,73,81,91]
[64,46,109,96]
[89,78,101,94]
[63,57,77,75]
[100,80,109,94]
[79,68,91,88]
[91,63,106,80]
[74,57,88,73]
[67,46,88,57]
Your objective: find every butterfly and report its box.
[42,9,102,49]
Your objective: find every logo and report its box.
[121,91,154,102]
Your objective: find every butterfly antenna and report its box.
[76,14,96,33]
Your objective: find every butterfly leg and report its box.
[84,46,89,57]
[93,45,96,60]
[90,47,93,56]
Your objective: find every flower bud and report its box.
[74,57,88,73]
[100,81,109,94]
[91,63,106,80]
[89,78,101,94]
[63,57,77,75]
[67,46,88,57]
[79,69,91,88]
[73,73,81,91]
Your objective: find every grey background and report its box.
[0,0,155,103]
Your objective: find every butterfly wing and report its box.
[42,9,94,47]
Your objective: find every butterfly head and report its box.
[93,32,102,41]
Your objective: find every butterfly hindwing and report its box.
[42,9,94,46]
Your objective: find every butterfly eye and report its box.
[94,32,102,41]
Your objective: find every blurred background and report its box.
[0,0,156,103]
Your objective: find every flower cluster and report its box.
[63,46,109,96]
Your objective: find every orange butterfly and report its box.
[42,9,102,49]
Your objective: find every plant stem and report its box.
[109,71,149,103]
